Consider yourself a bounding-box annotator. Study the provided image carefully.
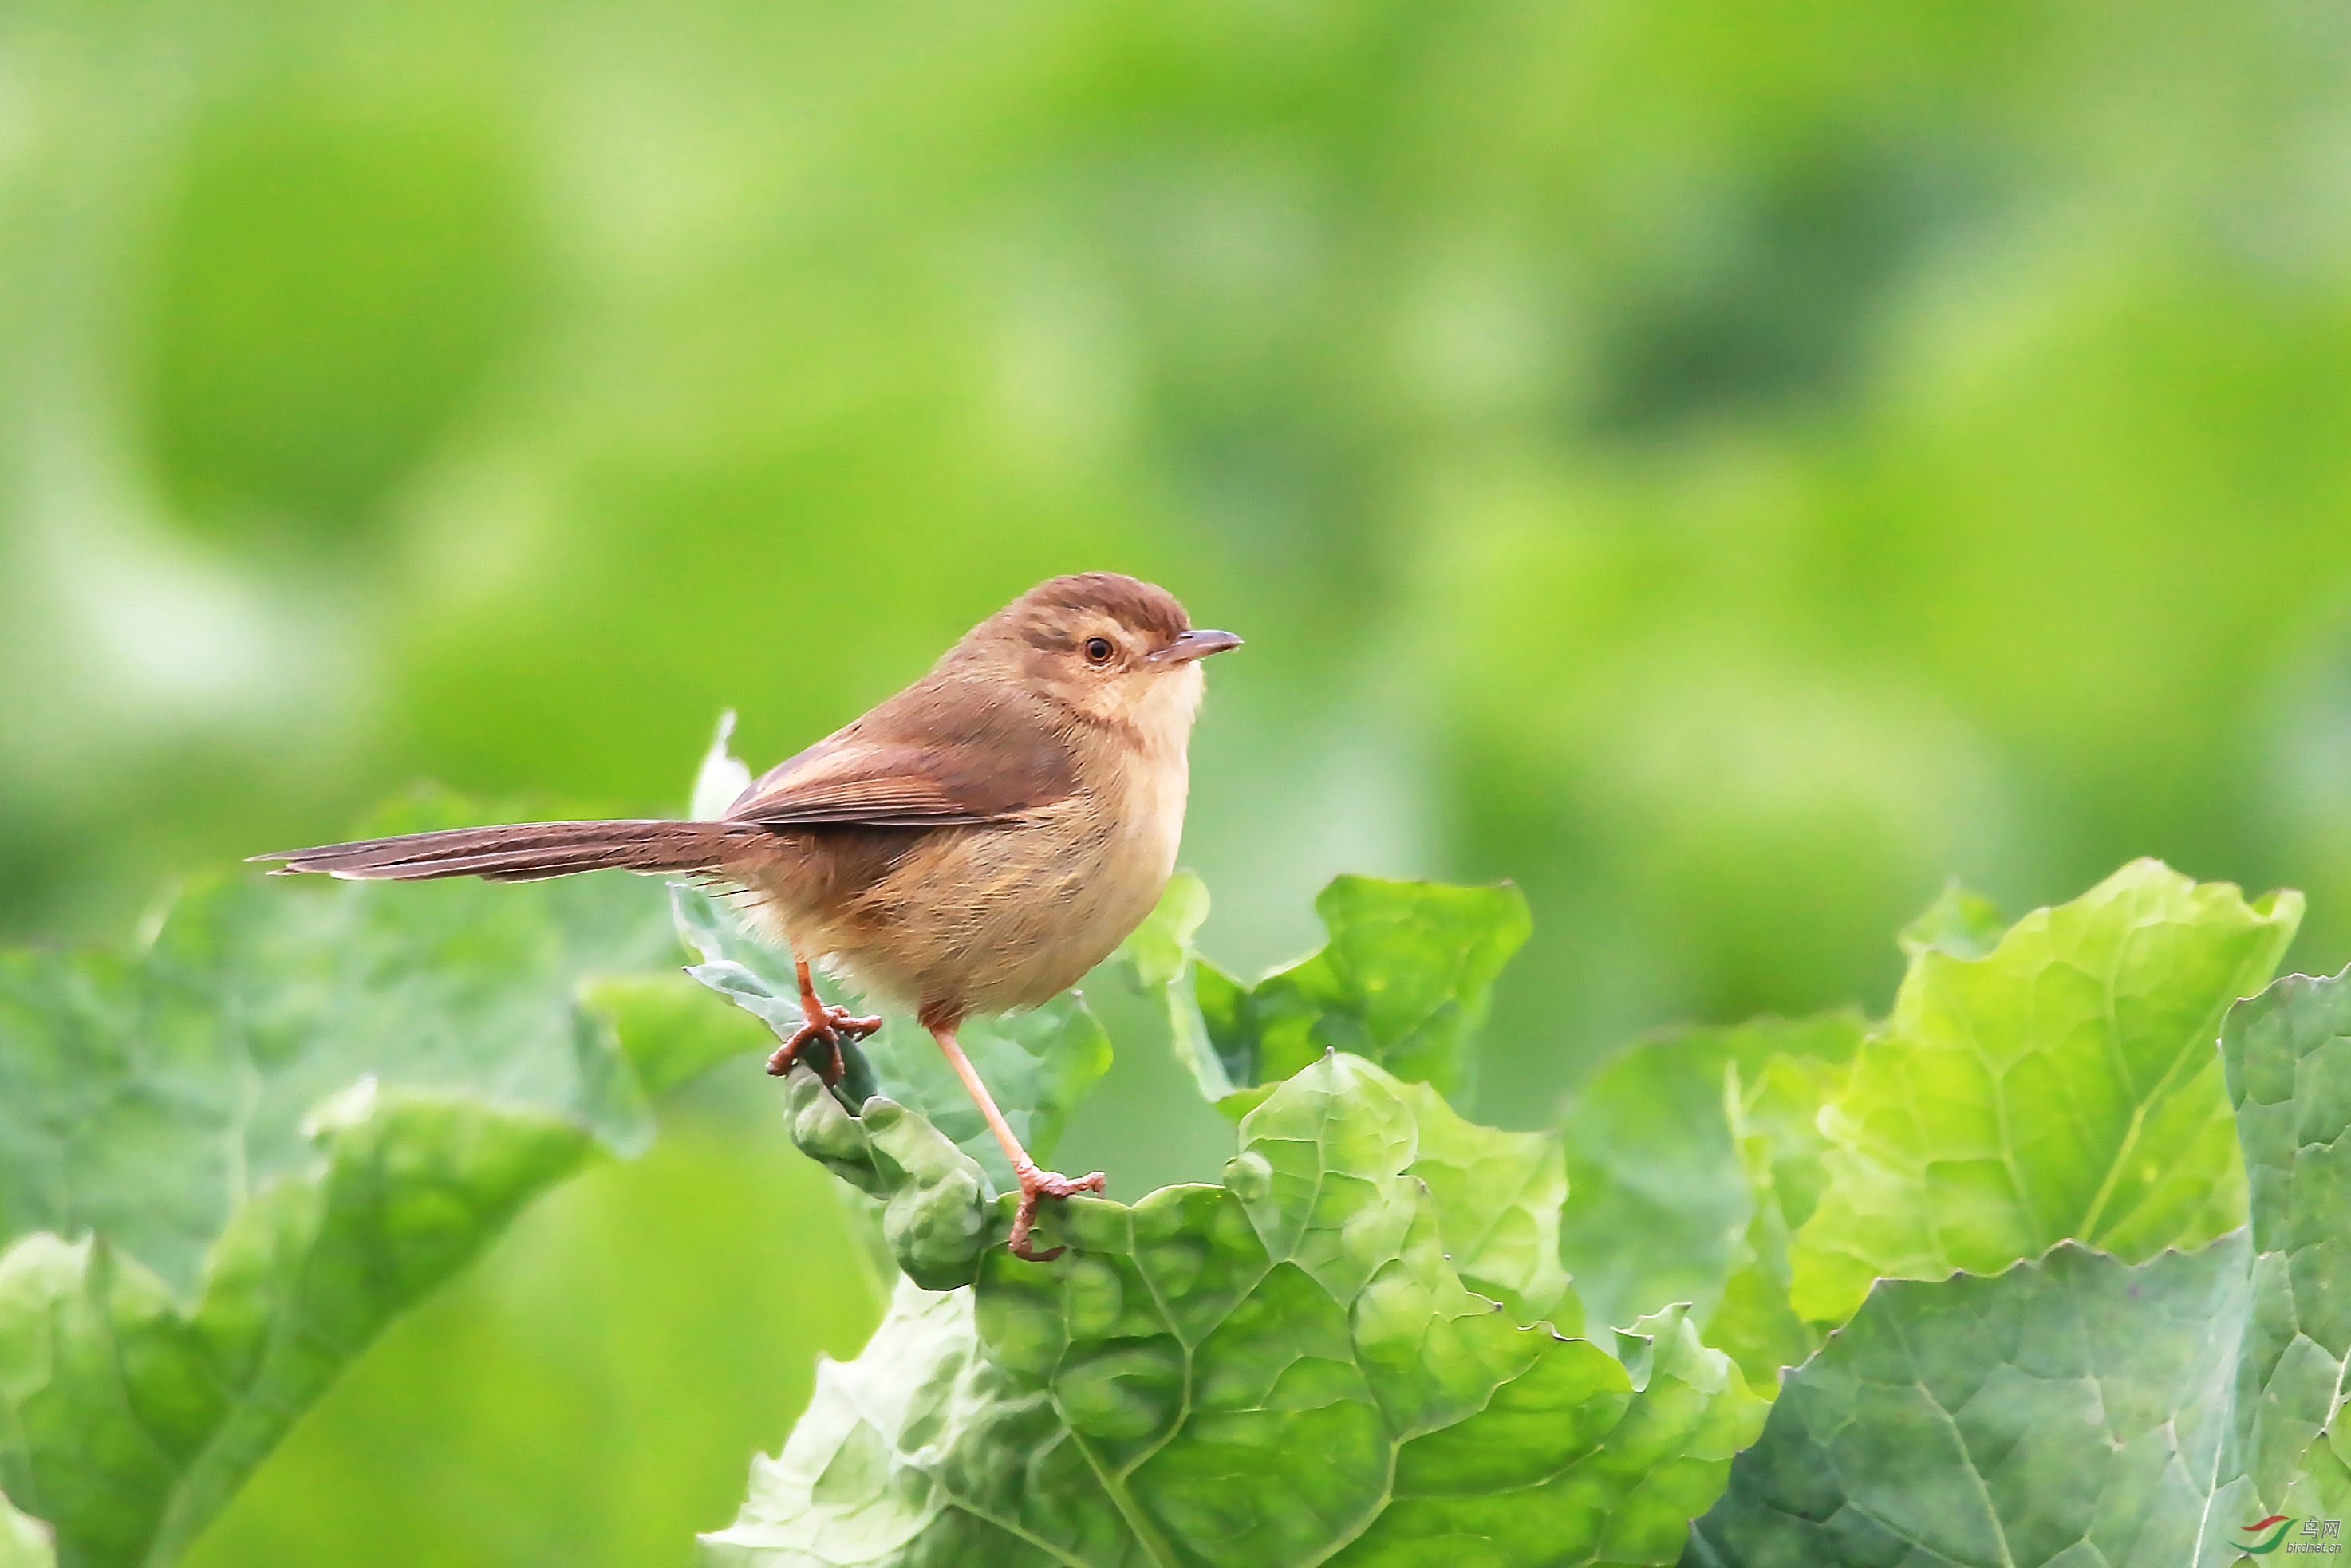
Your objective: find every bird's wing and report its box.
[724,682,1078,829]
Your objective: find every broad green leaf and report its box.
[1221,876,1530,1107]
[675,884,1113,1192]
[709,1051,1761,1566]
[0,834,746,1567]
[1560,1013,1864,1366]
[1686,953,2351,1566]
[1789,860,2299,1323]
[2203,967,2351,1554]
[0,1093,590,1568]
[1334,1303,1763,1568]
[1126,873,1531,1114]
[1686,1235,2253,1568]
[0,1492,53,1568]
[1398,1077,1574,1327]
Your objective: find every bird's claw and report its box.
[1008,1165,1107,1262]
[764,1003,883,1085]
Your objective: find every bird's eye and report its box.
[1083,636,1115,664]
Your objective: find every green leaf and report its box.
[708,1052,1761,1566]
[675,884,1113,1192]
[1686,1235,2254,1568]
[1789,860,2300,1323]
[0,1094,590,1568]
[1686,952,2351,1566]
[1397,1077,1575,1328]
[1125,873,1531,1114]
[1237,876,1531,1106]
[1560,1013,1864,1366]
[1335,1303,1764,1568]
[2207,967,2351,1550]
[0,845,734,1567]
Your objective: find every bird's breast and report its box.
[755,741,1192,1022]
[1110,735,1189,894]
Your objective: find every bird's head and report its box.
[956,572,1241,740]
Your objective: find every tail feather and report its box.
[250,820,757,883]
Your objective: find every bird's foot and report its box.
[764,1003,883,1085]
[1008,1164,1107,1262]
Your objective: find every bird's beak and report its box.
[1150,628,1243,665]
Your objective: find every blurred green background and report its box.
[7,0,2351,1559]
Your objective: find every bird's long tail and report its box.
[250,820,759,883]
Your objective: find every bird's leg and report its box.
[929,1024,1104,1262]
[764,955,882,1085]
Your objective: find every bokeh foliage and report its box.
[8,0,2351,1562]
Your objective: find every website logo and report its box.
[2238,1515,2344,1557]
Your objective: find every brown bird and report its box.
[254,572,1240,1261]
